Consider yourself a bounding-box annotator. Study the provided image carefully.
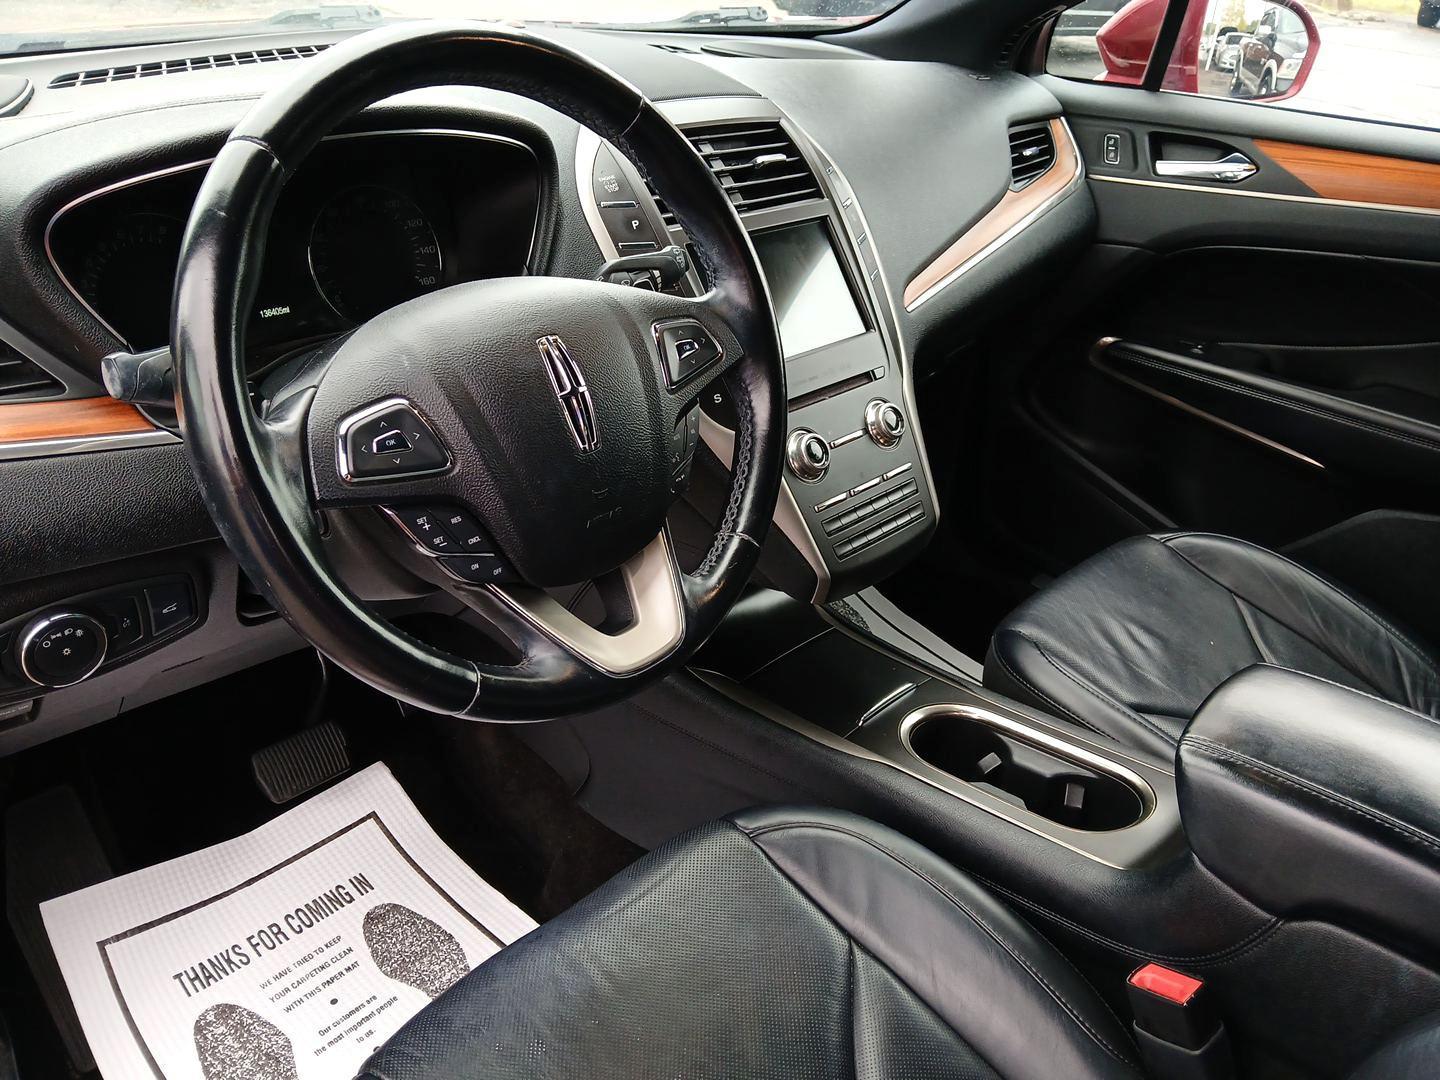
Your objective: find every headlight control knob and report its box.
[786,428,831,484]
[18,612,108,688]
[864,399,906,449]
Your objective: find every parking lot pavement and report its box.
[1045,9,1439,131]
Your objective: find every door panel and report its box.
[984,73,1440,640]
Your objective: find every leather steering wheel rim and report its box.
[173,22,786,721]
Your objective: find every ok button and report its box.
[371,429,412,455]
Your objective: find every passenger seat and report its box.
[984,532,1440,757]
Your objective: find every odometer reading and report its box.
[307,186,442,323]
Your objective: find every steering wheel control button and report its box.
[655,320,723,388]
[18,612,108,689]
[337,397,450,483]
[786,429,831,484]
[441,555,519,586]
[864,399,906,449]
[145,581,196,635]
[430,507,495,554]
[370,428,412,456]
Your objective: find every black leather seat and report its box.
[359,807,1144,1079]
[984,532,1440,758]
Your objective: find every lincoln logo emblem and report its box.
[536,335,600,453]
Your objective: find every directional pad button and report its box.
[337,398,450,483]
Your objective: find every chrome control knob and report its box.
[786,429,831,484]
[18,611,108,688]
[865,399,906,449]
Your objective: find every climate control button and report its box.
[864,399,906,449]
[786,429,831,483]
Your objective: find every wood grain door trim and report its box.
[1256,140,1440,213]
[903,118,1082,311]
[0,396,154,447]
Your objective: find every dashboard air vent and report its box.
[683,123,821,214]
[48,43,331,89]
[0,340,62,400]
[641,178,679,230]
[1008,124,1056,191]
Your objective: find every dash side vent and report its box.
[641,178,679,230]
[48,43,331,89]
[0,340,62,400]
[1009,123,1057,192]
[682,122,822,215]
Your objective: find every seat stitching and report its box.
[1183,735,1440,858]
[989,638,1108,737]
[1162,533,1440,689]
[1231,595,1273,666]
[738,819,1142,1071]
[847,938,861,1080]
[968,868,1284,968]
[1012,630,1177,746]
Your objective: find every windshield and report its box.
[3,1,902,57]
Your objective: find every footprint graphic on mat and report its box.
[362,902,470,998]
[194,1003,298,1080]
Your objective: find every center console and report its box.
[576,98,938,603]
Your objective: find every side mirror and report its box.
[1237,0,1320,101]
[1104,0,1322,102]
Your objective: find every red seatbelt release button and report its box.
[1129,963,1204,1005]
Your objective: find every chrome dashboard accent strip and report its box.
[0,427,180,461]
[44,128,542,353]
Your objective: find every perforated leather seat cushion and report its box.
[358,808,1141,1080]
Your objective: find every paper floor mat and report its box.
[42,762,536,1079]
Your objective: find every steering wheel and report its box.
[172,23,786,721]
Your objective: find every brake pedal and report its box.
[251,720,351,804]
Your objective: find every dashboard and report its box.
[0,22,1093,753]
[45,131,540,366]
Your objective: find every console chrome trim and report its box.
[44,128,541,352]
[897,703,1157,818]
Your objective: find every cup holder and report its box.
[903,707,1148,831]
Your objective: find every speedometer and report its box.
[75,211,185,349]
[307,186,442,323]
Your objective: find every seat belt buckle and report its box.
[1126,963,1235,1080]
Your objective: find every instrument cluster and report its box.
[46,131,541,368]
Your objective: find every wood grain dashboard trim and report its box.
[1256,140,1440,213]
[903,118,1082,311]
[0,396,155,447]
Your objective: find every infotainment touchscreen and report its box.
[750,220,867,359]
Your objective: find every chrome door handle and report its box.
[1155,152,1257,183]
